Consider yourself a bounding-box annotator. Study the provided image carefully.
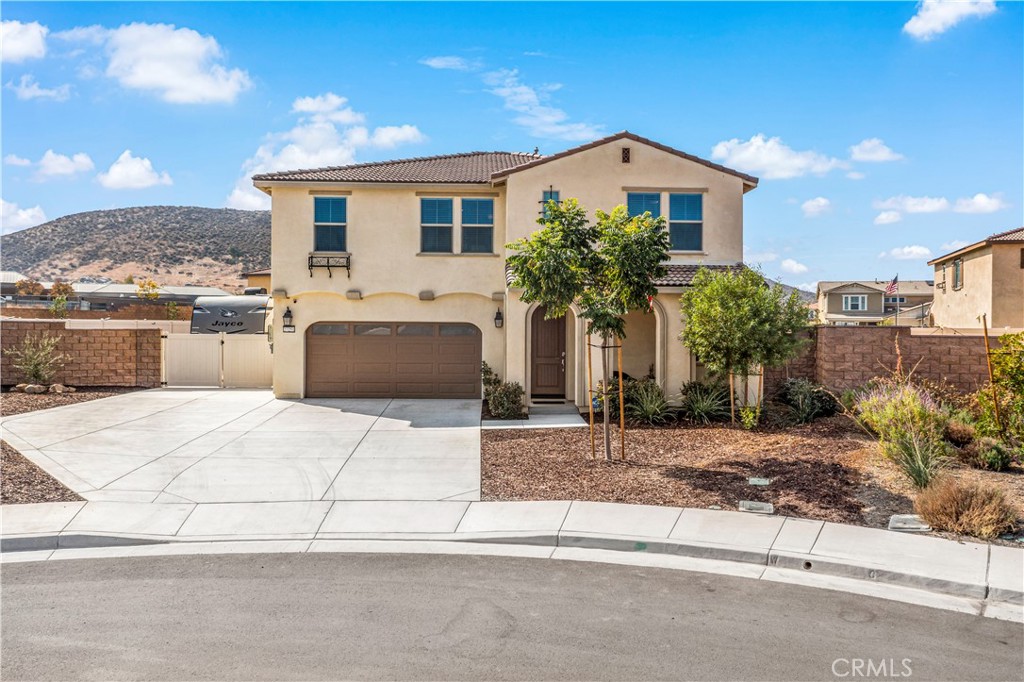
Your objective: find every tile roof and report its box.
[928,226,1024,264]
[504,263,742,288]
[252,151,542,184]
[491,131,759,187]
[817,280,935,295]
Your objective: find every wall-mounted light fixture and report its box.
[282,307,295,333]
[494,308,504,329]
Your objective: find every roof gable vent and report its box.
[621,147,631,164]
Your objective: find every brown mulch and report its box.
[482,416,1024,536]
[1,440,83,504]
[0,387,140,417]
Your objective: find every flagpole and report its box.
[895,275,899,327]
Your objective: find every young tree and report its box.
[14,278,45,296]
[679,266,810,423]
[136,277,160,301]
[507,198,670,460]
[50,280,75,299]
[48,295,69,319]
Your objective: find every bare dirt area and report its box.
[0,387,140,417]
[481,416,1024,536]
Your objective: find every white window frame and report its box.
[842,294,867,312]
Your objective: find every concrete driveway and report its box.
[0,389,481,503]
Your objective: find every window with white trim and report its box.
[461,198,493,254]
[842,295,867,311]
[420,198,453,253]
[313,197,347,252]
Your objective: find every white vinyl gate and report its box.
[163,333,273,388]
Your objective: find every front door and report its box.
[531,306,565,398]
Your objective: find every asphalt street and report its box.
[2,552,1022,681]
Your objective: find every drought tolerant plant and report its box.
[679,266,810,423]
[943,418,976,448]
[487,381,525,420]
[914,479,1018,539]
[739,405,760,430]
[963,437,1015,472]
[480,361,502,401]
[506,198,670,460]
[6,333,68,385]
[888,428,949,489]
[48,295,68,319]
[136,277,160,301]
[625,378,674,426]
[777,378,840,424]
[677,381,730,425]
[165,301,180,321]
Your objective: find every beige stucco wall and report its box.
[931,248,993,329]
[825,290,884,314]
[991,244,1024,328]
[245,273,271,292]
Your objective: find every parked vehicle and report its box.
[190,294,271,334]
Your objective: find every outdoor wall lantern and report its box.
[494,308,504,328]
[282,307,295,333]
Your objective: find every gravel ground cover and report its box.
[482,416,1024,537]
[1,387,138,504]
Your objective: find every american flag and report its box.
[884,275,898,295]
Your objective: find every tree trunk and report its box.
[601,331,612,462]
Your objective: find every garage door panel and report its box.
[306,322,481,399]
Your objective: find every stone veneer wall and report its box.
[764,327,996,394]
[1,320,162,388]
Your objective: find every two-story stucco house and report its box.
[928,227,1024,330]
[251,131,758,407]
[815,280,934,327]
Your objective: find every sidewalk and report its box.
[2,499,1021,621]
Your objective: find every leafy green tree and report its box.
[679,266,810,422]
[48,295,69,319]
[507,198,670,460]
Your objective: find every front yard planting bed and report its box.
[0,386,140,417]
[481,417,1024,537]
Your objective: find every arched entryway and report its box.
[530,305,566,399]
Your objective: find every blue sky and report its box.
[2,1,1021,290]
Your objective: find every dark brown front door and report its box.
[531,306,565,398]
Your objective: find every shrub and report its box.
[739,405,760,430]
[972,384,1024,444]
[48,295,68,320]
[678,381,730,425]
[480,361,501,401]
[488,381,525,420]
[777,378,840,424]
[888,428,949,489]
[963,437,1015,472]
[914,479,1018,539]
[854,381,946,445]
[165,301,180,321]
[625,378,674,426]
[943,419,976,448]
[6,333,68,385]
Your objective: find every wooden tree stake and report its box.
[587,335,596,459]
[981,313,1002,433]
[617,341,626,460]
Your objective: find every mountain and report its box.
[767,279,816,303]
[1,206,270,291]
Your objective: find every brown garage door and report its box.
[305,322,482,398]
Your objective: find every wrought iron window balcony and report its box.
[308,253,352,278]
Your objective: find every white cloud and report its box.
[953,192,1008,213]
[710,134,845,179]
[874,195,951,213]
[847,171,866,180]
[744,249,778,263]
[903,0,997,40]
[56,22,251,104]
[796,282,819,293]
[941,239,970,251]
[1,20,48,63]
[35,150,95,180]
[801,197,831,218]
[4,154,32,166]
[97,150,172,189]
[484,69,604,141]
[5,74,71,101]
[880,245,933,260]
[226,93,426,210]
[1,198,47,233]
[419,56,478,71]
[780,258,809,275]
[874,211,903,225]
[849,138,904,162]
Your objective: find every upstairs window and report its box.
[953,258,963,290]
[541,189,560,218]
[843,295,867,311]
[626,192,660,218]
[669,193,703,251]
[313,197,347,252]
[421,198,453,253]
[461,198,494,253]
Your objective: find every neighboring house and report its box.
[252,130,758,405]
[816,280,934,326]
[242,268,271,292]
[928,227,1024,330]
[0,271,28,297]
[1,281,230,310]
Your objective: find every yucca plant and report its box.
[625,379,674,426]
[678,381,730,425]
